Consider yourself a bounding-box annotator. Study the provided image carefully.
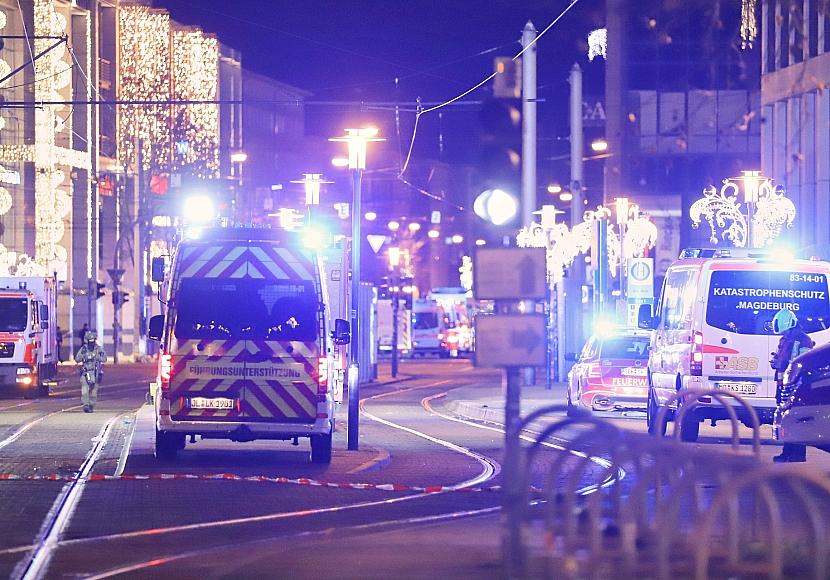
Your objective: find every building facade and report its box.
[760,0,830,256]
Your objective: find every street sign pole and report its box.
[391,285,399,378]
[503,363,524,578]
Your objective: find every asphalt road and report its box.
[0,359,544,579]
[2,359,826,579]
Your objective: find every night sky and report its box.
[152,0,604,105]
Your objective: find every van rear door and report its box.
[235,244,320,423]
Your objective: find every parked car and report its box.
[566,328,651,416]
[773,341,830,453]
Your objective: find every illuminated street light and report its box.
[364,211,377,221]
[559,191,574,202]
[547,183,562,194]
[590,139,608,153]
[331,157,349,168]
[475,239,486,246]
[408,222,421,233]
[388,220,400,232]
[329,126,385,452]
[427,229,440,239]
[230,151,248,163]
[451,234,464,244]
[290,173,333,206]
[473,188,518,226]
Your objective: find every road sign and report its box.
[627,258,654,300]
[366,235,387,254]
[474,248,546,300]
[106,268,125,286]
[474,314,547,367]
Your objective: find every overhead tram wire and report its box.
[397,0,582,179]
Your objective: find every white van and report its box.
[640,248,830,441]
[148,227,350,463]
[411,299,450,357]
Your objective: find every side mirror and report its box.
[40,321,49,330]
[39,304,49,321]
[565,352,578,362]
[332,318,351,345]
[637,304,657,330]
[148,315,165,341]
[151,257,167,282]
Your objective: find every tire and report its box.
[37,382,50,398]
[566,387,579,418]
[310,433,333,464]
[646,388,667,436]
[155,428,184,460]
[679,412,701,442]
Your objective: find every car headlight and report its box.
[782,362,803,386]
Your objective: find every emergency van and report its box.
[411,299,450,357]
[640,248,830,441]
[148,227,350,462]
[0,277,58,397]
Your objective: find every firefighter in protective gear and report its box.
[770,309,814,462]
[75,331,105,413]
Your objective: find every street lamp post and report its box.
[329,128,384,451]
[388,246,402,379]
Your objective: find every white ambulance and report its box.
[0,277,58,397]
[640,248,830,441]
[148,227,350,462]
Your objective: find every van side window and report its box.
[659,270,697,330]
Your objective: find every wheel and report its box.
[37,382,50,398]
[155,428,184,460]
[679,412,701,442]
[566,386,579,418]
[310,433,333,464]
[646,388,667,436]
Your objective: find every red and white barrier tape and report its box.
[0,472,505,494]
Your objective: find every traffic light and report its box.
[96,282,106,300]
[111,290,131,307]
[477,96,521,225]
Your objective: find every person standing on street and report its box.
[770,309,815,463]
[75,331,106,413]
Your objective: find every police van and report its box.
[639,248,830,440]
[148,226,350,463]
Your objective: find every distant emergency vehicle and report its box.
[640,248,830,441]
[148,227,350,463]
[0,277,58,397]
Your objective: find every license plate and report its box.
[719,382,757,395]
[189,397,235,410]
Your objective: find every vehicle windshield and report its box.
[413,312,439,330]
[0,298,28,332]
[174,278,318,341]
[707,270,830,335]
[599,336,650,359]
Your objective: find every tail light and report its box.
[690,332,704,376]
[317,356,329,394]
[160,353,173,392]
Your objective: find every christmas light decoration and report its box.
[690,172,794,248]
[0,9,7,30]
[171,28,220,179]
[0,188,11,215]
[588,28,607,61]
[118,6,172,172]
[741,0,757,49]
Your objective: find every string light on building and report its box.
[0,187,11,215]
[587,28,607,61]
[118,6,172,172]
[690,171,794,248]
[172,28,220,179]
[741,0,757,49]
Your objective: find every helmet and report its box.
[84,331,97,343]
[772,309,798,334]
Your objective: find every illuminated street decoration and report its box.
[0,0,90,277]
[118,6,172,172]
[0,187,11,215]
[587,28,607,61]
[690,172,794,248]
[741,0,757,49]
[172,29,220,178]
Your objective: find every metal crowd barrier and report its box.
[508,388,830,579]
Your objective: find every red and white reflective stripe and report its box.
[0,472,509,493]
